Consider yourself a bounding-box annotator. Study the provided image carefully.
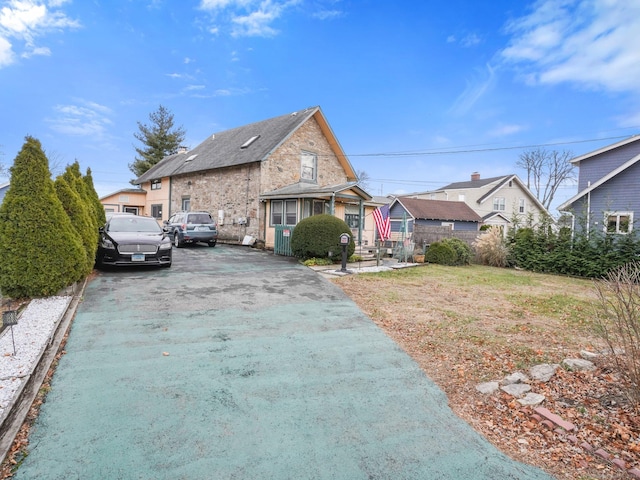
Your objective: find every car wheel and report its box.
[208,240,216,247]
[173,233,183,248]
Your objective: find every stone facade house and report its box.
[409,172,551,232]
[131,106,374,249]
[558,134,640,234]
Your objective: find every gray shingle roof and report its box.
[396,197,482,222]
[135,106,320,184]
[438,175,509,190]
[260,181,370,200]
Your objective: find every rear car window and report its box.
[188,214,213,224]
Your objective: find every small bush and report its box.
[290,214,355,261]
[594,262,640,406]
[424,241,457,266]
[442,238,472,265]
[473,227,508,267]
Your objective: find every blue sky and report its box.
[1,0,639,214]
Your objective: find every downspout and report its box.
[168,177,172,218]
[586,181,591,237]
[358,199,363,246]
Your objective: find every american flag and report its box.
[373,204,391,241]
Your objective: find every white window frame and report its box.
[518,198,525,214]
[271,199,298,226]
[605,211,633,234]
[493,197,505,211]
[300,152,317,182]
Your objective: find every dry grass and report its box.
[333,264,639,480]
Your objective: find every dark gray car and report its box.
[164,211,218,247]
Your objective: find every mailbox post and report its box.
[339,233,351,273]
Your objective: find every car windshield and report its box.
[109,217,161,233]
[188,214,213,224]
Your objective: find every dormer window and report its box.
[301,152,317,182]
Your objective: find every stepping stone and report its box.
[476,381,499,395]
[518,393,545,406]
[562,358,595,371]
[501,383,531,398]
[501,372,529,385]
[529,364,559,382]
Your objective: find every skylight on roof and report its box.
[185,154,198,162]
[240,135,260,149]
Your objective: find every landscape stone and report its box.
[476,381,500,395]
[517,393,546,406]
[501,383,531,398]
[562,358,596,371]
[501,372,529,385]
[529,364,559,382]
[580,350,599,360]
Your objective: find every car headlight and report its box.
[101,238,115,249]
[159,242,172,251]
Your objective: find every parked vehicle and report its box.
[164,211,218,247]
[96,214,172,268]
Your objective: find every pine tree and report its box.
[0,137,85,298]
[129,105,186,179]
[84,167,106,227]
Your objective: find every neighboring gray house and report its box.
[409,173,551,232]
[388,196,481,240]
[558,134,640,234]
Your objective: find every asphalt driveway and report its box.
[14,245,554,479]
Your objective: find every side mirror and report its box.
[98,226,105,233]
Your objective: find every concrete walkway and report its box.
[13,246,554,479]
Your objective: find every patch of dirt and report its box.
[333,264,640,480]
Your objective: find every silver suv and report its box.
[164,211,218,248]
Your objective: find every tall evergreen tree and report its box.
[129,105,186,179]
[55,175,95,276]
[0,137,85,298]
[84,167,106,227]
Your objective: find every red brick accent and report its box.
[541,420,555,430]
[566,435,579,444]
[533,406,576,431]
[580,442,594,452]
[611,458,626,470]
[530,413,543,423]
[594,448,611,460]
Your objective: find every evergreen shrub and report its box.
[442,238,472,265]
[424,241,457,265]
[290,214,355,261]
[0,137,86,298]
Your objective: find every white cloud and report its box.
[0,0,79,67]
[198,0,301,38]
[312,9,342,20]
[501,0,640,93]
[0,35,13,65]
[488,123,527,137]
[48,100,113,137]
[449,63,497,116]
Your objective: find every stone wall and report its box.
[261,116,348,191]
[171,162,262,244]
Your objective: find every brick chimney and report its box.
[471,172,480,181]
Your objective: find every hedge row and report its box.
[0,137,105,298]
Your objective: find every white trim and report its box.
[558,152,640,211]
[570,135,640,165]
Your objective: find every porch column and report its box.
[329,194,335,215]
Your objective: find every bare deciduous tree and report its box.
[355,169,371,192]
[517,148,576,210]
